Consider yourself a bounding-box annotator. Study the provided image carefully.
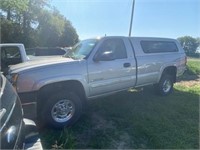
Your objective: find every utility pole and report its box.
[129,0,135,37]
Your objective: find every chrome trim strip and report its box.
[14,120,23,149]
[21,102,36,106]
[0,108,6,120]
[0,75,6,97]
[0,101,16,132]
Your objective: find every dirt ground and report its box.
[176,75,200,87]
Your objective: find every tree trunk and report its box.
[7,7,11,20]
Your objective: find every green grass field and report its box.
[40,58,200,149]
[186,58,200,75]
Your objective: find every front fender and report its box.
[32,74,89,98]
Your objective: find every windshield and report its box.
[64,39,99,60]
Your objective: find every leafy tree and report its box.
[0,0,29,20]
[37,8,78,47]
[21,0,50,47]
[196,37,200,48]
[0,0,79,48]
[177,36,200,55]
[59,20,79,47]
[37,9,65,47]
[0,18,23,43]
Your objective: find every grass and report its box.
[186,58,200,75]
[40,58,200,149]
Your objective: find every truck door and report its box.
[87,37,137,97]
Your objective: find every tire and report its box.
[42,91,82,128]
[154,74,174,96]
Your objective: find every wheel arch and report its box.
[159,66,177,83]
[37,80,87,113]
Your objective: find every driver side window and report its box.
[97,38,127,60]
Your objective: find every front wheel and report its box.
[42,91,82,128]
[154,74,174,96]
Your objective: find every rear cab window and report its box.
[1,46,22,74]
[140,41,178,53]
[1,46,21,59]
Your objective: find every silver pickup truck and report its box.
[8,36,186,128]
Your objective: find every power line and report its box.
[129,0,135,37]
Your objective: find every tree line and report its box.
[177,36,200,57]
[0,0,79,48]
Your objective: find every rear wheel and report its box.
[155,74,174,96]
[42,91,82,128]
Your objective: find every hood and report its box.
[27,55,61,60]
[9,56,75,73]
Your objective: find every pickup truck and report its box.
[0,43,28,74]
[8,36,186,128]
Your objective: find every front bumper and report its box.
[23,118,43,150]
[19,92,38,120]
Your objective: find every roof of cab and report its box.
[94,36,176,41]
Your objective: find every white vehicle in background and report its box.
[0,43,67,74]
[0,43,29,74]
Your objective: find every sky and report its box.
[51,0,200,40]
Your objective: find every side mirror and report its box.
[93,51,115,62]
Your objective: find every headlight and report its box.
[10,73,18,90]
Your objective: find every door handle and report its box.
[123,63,131,68]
